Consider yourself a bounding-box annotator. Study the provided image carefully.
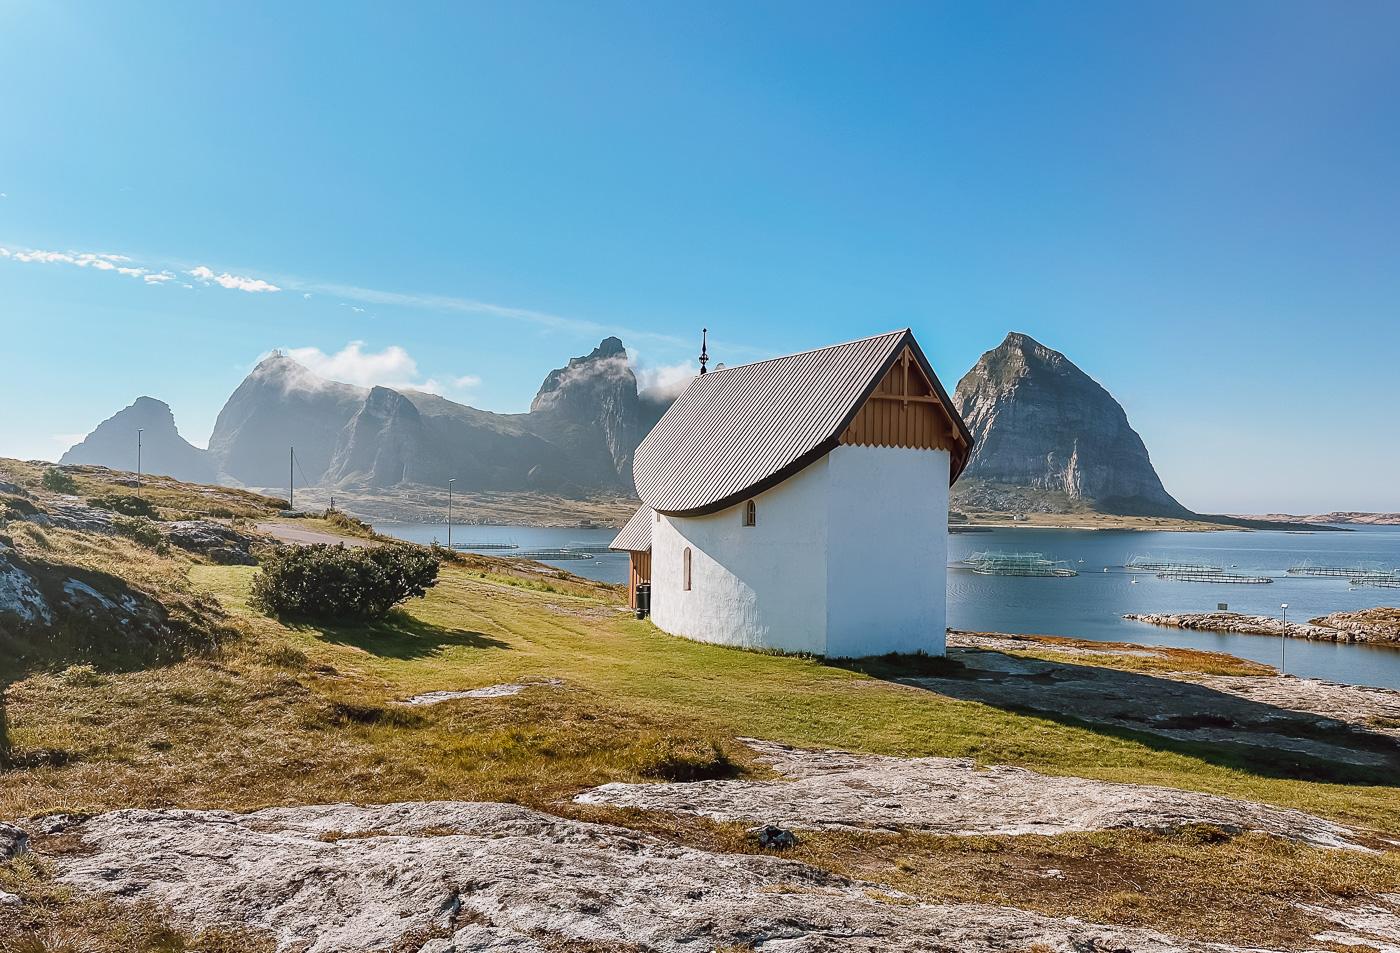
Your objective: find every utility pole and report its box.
[447,478,455,549]
[1280,603,1289,675]
[136,428,144,487]
[289,447,295,512]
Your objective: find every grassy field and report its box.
[3,486,1399,949]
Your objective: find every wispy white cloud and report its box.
[188,265,280,293]
[281,341,418,388]
[0,246,160,284]
[634,358,699,401]
[1,238,761,365]
[272,341,478,397]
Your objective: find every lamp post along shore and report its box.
[447,479,455,549]
[136,428,144,488]
[1280,603,1289,675]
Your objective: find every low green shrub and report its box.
[112,515,166,551]
[41,468,78,493]
[250,543,441,620]
[88,494,158,518]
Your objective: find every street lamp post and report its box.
[136,428,144,488]
[447,479,455,549]
[1280,603,1289,675]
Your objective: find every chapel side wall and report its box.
[650,458,828,655]
[824,445,949,658]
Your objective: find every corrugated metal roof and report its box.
[610,504,653,552]
[634,329,969,516]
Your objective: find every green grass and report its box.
[3,501,1400,950]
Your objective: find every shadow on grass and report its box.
[301,610,510,660]
[834,649,1400,786]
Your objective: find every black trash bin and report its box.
[634,582,651,618]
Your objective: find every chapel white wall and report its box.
[823,445,949,658]
[649,458,829,655]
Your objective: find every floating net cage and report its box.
[511,548,596,561]
[1124,555,1223,573]
[1288,562,1393,577]
[1351,572,1400,588]
[1156,570,1273,585]
[452,541,519,551]
[965,551,1078,577]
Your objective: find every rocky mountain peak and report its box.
[953,333,1185,516]
[60,397,214,484]
[531,337,631,409]
[527,338,643,486]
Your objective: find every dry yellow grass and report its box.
[2,494,1399,950]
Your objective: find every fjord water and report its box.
[376,522,1400,690]
[946,525,1400,690]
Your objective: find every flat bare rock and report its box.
[49,800,1281,953]
[402,679,561,706]
[937,634,1400,767]
[577,738,1366,850]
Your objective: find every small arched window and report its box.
[682,547,692,591]
[743,500,757,527]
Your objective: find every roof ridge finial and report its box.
[699,328,709,375]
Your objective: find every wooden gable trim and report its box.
[839,345,963,453]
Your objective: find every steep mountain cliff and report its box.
[526,337,644,487]
[207,353,367,488]
[952,332,1185,516]
[60,397,215,484]
[194,339,654,496]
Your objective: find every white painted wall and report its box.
[825,445,949,658]
[650,458,829,654]
[649,444,952,658]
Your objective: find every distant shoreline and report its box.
[953,511,1346,533]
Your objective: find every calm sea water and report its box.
[375,521,1400,690]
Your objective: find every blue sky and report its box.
[2,1,1396,513]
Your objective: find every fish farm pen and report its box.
[510,548,597,561]
[1125,556,1222,573]
[1352,573,1400,588]
[964,552,1078,577]
[451,542,519,551]
[1156,569,1273,585]
[1287,563,1390,577]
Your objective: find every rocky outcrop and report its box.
[0,540,53,625]
[0,823,27,861]
[936,634,1400,766]
[1311,608,1400,644]
[577,738,1365,850]
[61,397,215,485]
[0,537,191,670]
[162,520,258,565]
[1126,611,1400,646]
[48,800,1294,952]
[952,332,1186,516]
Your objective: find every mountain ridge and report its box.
[62,331,1196,520]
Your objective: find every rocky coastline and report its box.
[1124,609,1400,646]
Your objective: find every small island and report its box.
[1125,607,1400,646]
